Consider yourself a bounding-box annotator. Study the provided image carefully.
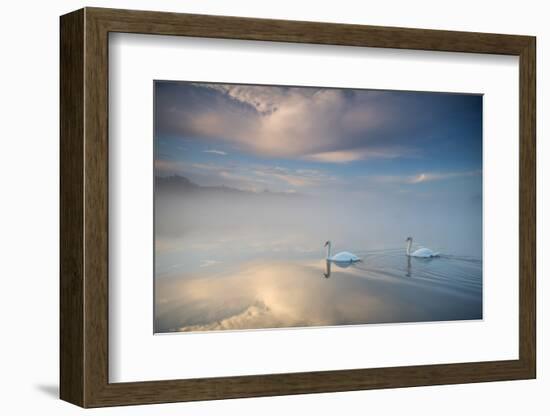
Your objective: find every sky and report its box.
[154,81,482,197]
[154,81,482,257]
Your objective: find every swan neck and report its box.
[406,239,412,256]
[326,242,331,259]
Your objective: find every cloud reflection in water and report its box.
[155,253,482,333]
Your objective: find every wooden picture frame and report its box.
[60,7,536,408]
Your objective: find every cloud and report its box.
[199,83,288,115]
[305,147,410,163]
[203,149,227,155]
[154,159,184,173]
[371,170,481,185]
[407,170,481,184]
[200,260,221,268]
[156,83,403,161]
[253,166,333,188]
[155,159,336,192]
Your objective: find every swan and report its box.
[324,241,360,262]
[323,257,355,278]
[405,237,439,258]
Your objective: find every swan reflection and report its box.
[323,259,354,278]
[406,255,439,278]
[323,260,330,278]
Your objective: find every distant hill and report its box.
[155,175,301,198]
[155,175,199,193]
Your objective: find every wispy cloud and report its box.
[155,159,336,193]
[371,170,481,185]
[253,166,336,188]
[154,159,184,173]
[305,147,411,163]
[200,260,221,268]
[407,170,481,184]
[203,149,227,156]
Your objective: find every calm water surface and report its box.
[155,244,482,333]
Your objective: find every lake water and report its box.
[154,175,483,333]
[155,244,482,333]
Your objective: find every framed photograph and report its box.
[60,7,536,407]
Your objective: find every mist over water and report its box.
[154,176,482,333]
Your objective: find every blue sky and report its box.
[154,81,482,197]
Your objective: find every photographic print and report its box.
[154,81,482,334]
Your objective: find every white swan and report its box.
[405,237,439,258]
[324,241,360,262]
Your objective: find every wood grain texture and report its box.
[59,7,537,408]
[518,38,536,376]
[59,8,84,407]
[83,10,110,406]
[88,7,532,54]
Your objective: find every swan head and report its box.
[324,241,331,247]
[405,236,413,242]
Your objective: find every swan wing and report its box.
[411,248,438,258]
[331,260,353,269]
[330,251,360,262]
